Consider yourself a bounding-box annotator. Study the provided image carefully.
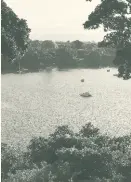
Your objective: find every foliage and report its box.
[19,40,56,71]
[1,143,16,180]
[54,47,78,68]
[2,123,131,182]
[84,0,131,77]
[1,40,115,73]
[71,40,84,49]
[1,0,31,62]
[84,0,131,48]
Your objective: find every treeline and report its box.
[2,122,131,182]
[1,40,116,73]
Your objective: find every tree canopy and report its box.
[1,0,31,62]
[84,0,131,48]
[2,123,131,182]
[84,0,131,69]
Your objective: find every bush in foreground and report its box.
[2,123,131,182]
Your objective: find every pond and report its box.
[1,68,131,147]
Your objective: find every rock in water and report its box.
[81,79,84,82]
[80,92,92,97]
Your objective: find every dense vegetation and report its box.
[1,0,31,62]
[1,40,116,73]
[2,123,131,182]
[84,0,131,79]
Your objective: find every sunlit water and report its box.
[1,68,131,147]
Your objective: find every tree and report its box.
[84,0,131,71]
[84,0,131,47]
[54,47,77,68]
[71,40,84,49]
[41,40,58,49]
[20,40,55,70]
[1,143,17,180]
[1,0,31,62]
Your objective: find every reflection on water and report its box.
[1,68,131,147]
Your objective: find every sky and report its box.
[5,0,105,42]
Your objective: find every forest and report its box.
[1,39,116,73]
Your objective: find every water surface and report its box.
[2,68,131,147]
